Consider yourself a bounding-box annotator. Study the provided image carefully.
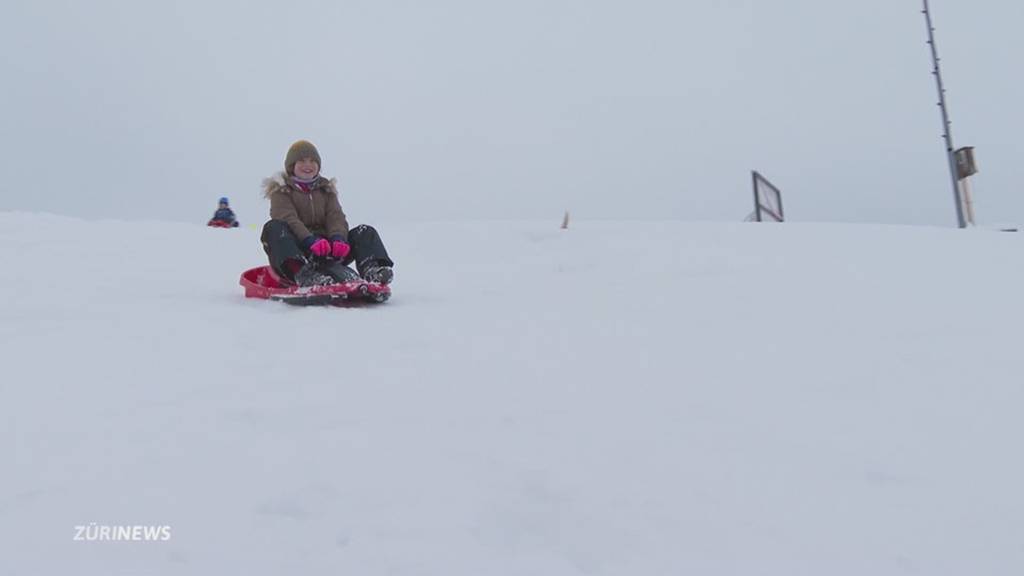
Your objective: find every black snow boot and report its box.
[293,261,336,287]
[320,260,362,284]
[362,264,394,285]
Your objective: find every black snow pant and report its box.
[261,220,394,281]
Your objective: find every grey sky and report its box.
[1,0,1020,227]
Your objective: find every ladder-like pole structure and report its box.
[922,0,966,228]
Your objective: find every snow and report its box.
[3,211,1024,575]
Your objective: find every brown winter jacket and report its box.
[262,172,350,242]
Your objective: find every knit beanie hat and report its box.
[285,140,322,175]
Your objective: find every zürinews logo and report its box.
[73,524,172,542]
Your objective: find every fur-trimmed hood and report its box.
[262,172,338,198]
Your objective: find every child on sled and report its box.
[260,140,394,287]
[208,197,239,227]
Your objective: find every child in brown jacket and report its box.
[261,140,394,287]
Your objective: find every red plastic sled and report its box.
[240,266,390,305]
[208,220,237,228]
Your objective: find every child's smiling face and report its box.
[293,157,319,179]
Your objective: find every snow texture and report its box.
[3,212,1024,575]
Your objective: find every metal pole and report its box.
[752,171,762,222]
[961,178,976,225]
[922,0,966,228]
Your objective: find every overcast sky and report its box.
[1,0,1021,227]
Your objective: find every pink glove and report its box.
[331,240,351,259]
[309,238,331,257]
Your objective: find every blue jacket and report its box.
[211,208,237,223]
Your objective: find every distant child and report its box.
[261,140,394,287]
[208,197,240,227]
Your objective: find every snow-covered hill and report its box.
[3,212,1024,575]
